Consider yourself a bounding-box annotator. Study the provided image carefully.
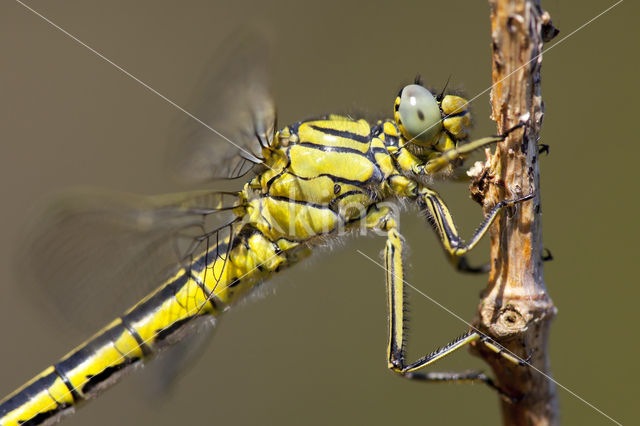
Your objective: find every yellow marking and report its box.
[333,191,370,220]
[423,192,460,253]
[275,126,292,147]
[371,137,395,177]
[394,147,422,175]
[324,114,357,122]
[201,232,285,305]
[383,121,399,137]
[387,228,405,358]
[440,95,468,115]
[443,115,471,139]
[246,234,282,269]
[257,197,339,240]
[288,145,374,182]
[112,327,145,358]
[268,173,336,203]
[47,377,76,405]
[275,239,299,251]
[132,307,175,346]
[64,340,131,395]
[307,117,370,134]
[175,280,212,314]
[1,390,60,426]
[434,133,456,152]
[0,366,66,426]
[387,175,415,197]
[297,120,370,153]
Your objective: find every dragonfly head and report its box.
[394,83,471,156]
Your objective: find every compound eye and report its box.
[396,84,442,145]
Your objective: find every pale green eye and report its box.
[396,84,442,145]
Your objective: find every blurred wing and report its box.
[169,28,276,181]
[16,188,242,335]
[144,319,216,400]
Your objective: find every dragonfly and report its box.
[0,32,532,426]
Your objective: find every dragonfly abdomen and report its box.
[0,224,294,426]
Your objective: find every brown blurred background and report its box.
[0,0,637,425]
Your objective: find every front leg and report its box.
[364,205,520,395]
[420,135,505,174]
[418,124,525,175]
[417,186,533,272]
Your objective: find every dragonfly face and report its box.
[0,30,532,426]
[395,84,473,159]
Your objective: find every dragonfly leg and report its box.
[420,123,524,174]
[391,330,521,401]
[365,207,523,398]
[417,186,533,272]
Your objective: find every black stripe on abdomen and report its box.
[52,364,81,403]
[120,316,152,358]
[308,125,370,143]
[0,370,66,421]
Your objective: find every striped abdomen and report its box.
[0,225,292,426]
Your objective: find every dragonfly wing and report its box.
[15,188,242,335]
[168,28,276,181]
[143,319,216,400]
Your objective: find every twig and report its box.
[469,1,559,424]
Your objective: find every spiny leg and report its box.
[417,186,533,272]
[410,125,532,273]
[420,123,525,175]
[422,135,504,174]
[364,205,520,397]
[399,330,525,401]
